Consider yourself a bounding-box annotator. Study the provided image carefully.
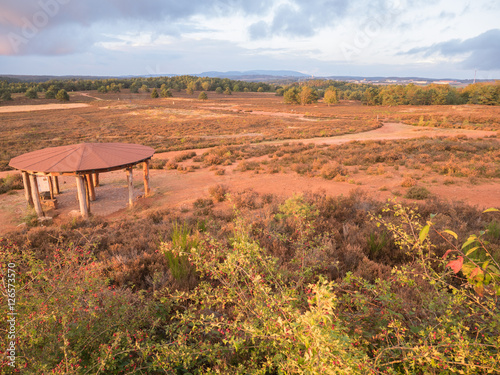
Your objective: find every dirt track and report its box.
[0,103,90,113]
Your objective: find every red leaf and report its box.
[442,249,453,259]
[446,256,463,274]
[469,267,483,279]
[474,284,484,297]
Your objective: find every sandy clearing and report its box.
[0,103,90,113]
[1,122,498,234]
[152,122,498,160]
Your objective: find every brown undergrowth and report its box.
[5,189,499,291]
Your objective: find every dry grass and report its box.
[0,91,382,170]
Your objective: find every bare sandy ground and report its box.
[0,122,498,234]
[0,103,90,113]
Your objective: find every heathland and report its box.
[0,78,499,374]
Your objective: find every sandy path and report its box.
[0,103,90,113]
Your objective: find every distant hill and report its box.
[1,72,494,85]
[197,70,310,80]
[0,75,115,83]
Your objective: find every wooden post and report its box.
[28,174,44,218]
[92,173,99,187]
[48,176,54,200]
[85,177,91,213]
[85,174,96,201]
[143,160,150,197]
[126,168,133,206]
[76,175,89,219]
[22,172,34,207]
[52,176,60,195]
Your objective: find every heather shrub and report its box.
[405,186,431,200]
[320,162,346,180]
[148,158,167,169]
[401,176,417,187]
[0,239,163,374]
[208,184,229,202]
[0,174,23,194]
[173,151,196,163]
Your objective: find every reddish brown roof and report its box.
[9,143,155,174]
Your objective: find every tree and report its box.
[323,87,338,106]
[129,83,140,93]
[25,88,38,99]
[201,81,211,91]
[151,88,159,98]
[98,86,107,93]
[299,86,317,105]
[275,88,284,96]
[233,84,240,92]
[284,88,299,104]
[110,83,120,93]
[161,88,173,98]
[198,91,208,100]
[186,81,196,95]
[140,84,150,93]
[362,88,379,105]
[224,87,232,95]
[44,85,57,99]
[257,87,264,92]
[56,89,70,101]
[215,87,223,94]
[1,91,12,101]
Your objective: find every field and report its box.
[1,90,499,232]
[1,89,500,373]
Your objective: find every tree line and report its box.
[277,80,500,106]
[1,74,499,106]
[0,75,275,101]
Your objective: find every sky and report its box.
[0,0,499,79]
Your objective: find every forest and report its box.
[1,75,499,106]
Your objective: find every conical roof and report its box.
[9,143,155,174]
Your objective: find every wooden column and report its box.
[22,172,34,207]
[75,175,89,219]
[92,173,99,187]
[143,160,150,197]
[52,176,60,195]
[48,176,55,200]
[85,178,91,213]
[126,168,134,206]
[28,174,44,218]
[85,174,96,201]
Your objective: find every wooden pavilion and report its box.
[8,143,155,219]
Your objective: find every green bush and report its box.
[1,90,13,101]
[0,174,23,194]
[0,239,164,374]
[162,222,198,281]
[1,196,498,373]
[45,90,57,99]
[56,89,69,102]
[25,88,38,99]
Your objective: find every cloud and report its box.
[247,0,424,41]
[0,0,273,56]
[404,29,500,70]
[249,0,350,40]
